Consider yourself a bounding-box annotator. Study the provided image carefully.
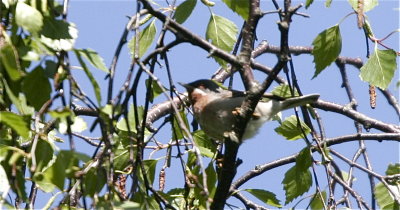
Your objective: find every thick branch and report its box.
[313,100,400,133]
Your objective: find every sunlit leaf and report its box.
[58,116,87,134]
[274,115,311,140]
[244,189,282,208]
[312,25,342,78]
[193,130,217,158]
[296,147,313,171]
[348,0,378,12]
[271,84,299,98]
[40,18,78,51]
[325,0,332,7]
[374,182,400,209]
[21,66,52,111]
[116,105,144,133]
[221,0,249,20]
[174,0,197,24]
[128,19,157,58]
[75,48,109,73]
[206,14,238,67]
[0,44,22,81]
[310,191,327,210]
[0,165,10,198]
[282,165,312,204]
[360,49,397,90]
[74,50,102,105]
[16,2,43,33]
[0,111,30,138]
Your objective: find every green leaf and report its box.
[274,115,311,140]
[325,0,332,7]
[311,25,342,78]
[40,18,78,51]
[0,111,30,138]
[360,49,397,90]
[386,163,400,176]
[174,0,197,24]
[206,14,238,67]
[31,139,54,172]
[42,150,75,190]
[171,111,189,140]
[0,165,10,198]
[116,105,144,133]
[244,189,282,208]
[193,130,217,158]
[145,79,163,102]
[305,0,314,9]
[16,2,43,33]
[0,44,22,81]
[138,159,158,186]
[271,84,299,98]
[21,66,51,111]
[128,19,157,58]
[205,161,217,196]
[83,167,106,196]
[296,147,313,171]
[310,191,327,210]
[348,0,378,12]
[75,48,109,73]
[374,182,400,209]
[74,50,102,105]
[221,0,249,20]
[282,165,312,204]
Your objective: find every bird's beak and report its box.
[178,82,193,91]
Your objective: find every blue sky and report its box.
[32,0,400,208]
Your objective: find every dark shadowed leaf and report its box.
[360,49,397,90]
[174,0,197,24]
[22,66,51,111]
[386,163,400,176]
[312,25,341,78]
[305,0,314,9]
[0,44,22,81]
[244,189,282,208]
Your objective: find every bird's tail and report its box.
[280,94,320,110]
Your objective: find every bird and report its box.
[179,79,320,142]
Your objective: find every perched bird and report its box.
[179,79,319,142]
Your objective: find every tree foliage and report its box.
[0,0,399,209]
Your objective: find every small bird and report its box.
[180,79,319,142]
